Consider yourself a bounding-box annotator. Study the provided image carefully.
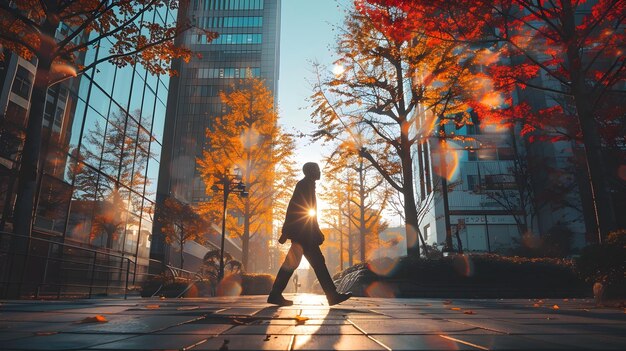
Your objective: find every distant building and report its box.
[152,0,281,270]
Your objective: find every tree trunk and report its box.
[358,161,366,262]
[6,64,50,298]
[242,211,250,272]
[562,0,616,242]
[180,236,184,270]
[400,139,420,257]
[573,96,616,241]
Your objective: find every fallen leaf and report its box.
[160,296,165,300]
[145,305,160,309]
[79,315,107,323]
[563,298,569,302]
[294,315,309,325]
[463,310,475,315]
[533,303,540,307]
[177,306,199,311]
[34,331,58,336]
[552,304,559,310]
[450,307,461,311]
[443,300,453,305]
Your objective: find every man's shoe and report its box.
[327,292,352,306]
[267,293,293,306]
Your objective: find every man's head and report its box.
[302,162,321,180]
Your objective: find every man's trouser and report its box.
[270,242,337,296]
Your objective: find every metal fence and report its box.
[0,231,197,299]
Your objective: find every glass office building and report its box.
[0,7,176,296]
[152,0,281,267]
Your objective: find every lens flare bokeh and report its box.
[452,254,474,277]
[217,274,242,296]
[365,281,397,298]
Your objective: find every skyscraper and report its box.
[152,0,281,265]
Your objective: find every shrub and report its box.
[241,273,274,295]
[576,229,626,298]
[335,253,587,298]
[509,225,575,258]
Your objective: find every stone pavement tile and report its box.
[292,334,386,350]
[1,332,137,350]
[350,319,500,334]
[523,334,626,350]
[0,331,32,342]
[224,324,363,335]
[520,322,626,335]
[258,317,353,326]
[214,307,264,316]
[88,334,208,350]
[50,306,133,314]
[0,320,71,333]
[452,334,577,350]
[0,302,94,312]
[157,323,232,335]
[0,311,103,323]
[373,334,484,350]
[191,335,292,350]
[67,314,200,334]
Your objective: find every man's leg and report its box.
[303,245,352,305]
[268,242,303,305]
[302,245,337,296]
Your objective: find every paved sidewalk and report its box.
[1,294,625,350]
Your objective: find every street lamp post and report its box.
[212,170,248,282]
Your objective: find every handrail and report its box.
[1,231,133,262]
[0,231,205,300]
[0,230,135,299]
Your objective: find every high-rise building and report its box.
[0,7,177,297]
[152,0,281,267]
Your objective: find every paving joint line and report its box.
[438,334,489,350]
[346,318,392,351]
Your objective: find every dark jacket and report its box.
[278,177,324,246]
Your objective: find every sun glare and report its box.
[308,209,316,217]
[332,64,345,76]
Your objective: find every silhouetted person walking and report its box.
[268,162,352,306]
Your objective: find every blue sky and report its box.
[277,0,348,168]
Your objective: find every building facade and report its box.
[152,0,281,269]
[0,7,176,297]
[413,112,589,253]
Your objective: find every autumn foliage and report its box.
[197,77,296,271]
[358,0,625,237]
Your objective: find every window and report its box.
[204,16,263,28]
[467,150,477,161]
[466,175,479,191]
[196,67,260,79]
[484,174,517,190]
[197,34,262,45]
[202,0,264,10]
[424,224,431,241]
[11,66,33,100]
[497,147,515,160]
[477,148,497,160]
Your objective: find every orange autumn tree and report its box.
[0,0,213,241]
[361,0,625,240]
[310,3,476,257]
[197,77,295,271]
[158,196,206,270]
[322,131,391,264]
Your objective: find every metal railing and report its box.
[0,231,198,300]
